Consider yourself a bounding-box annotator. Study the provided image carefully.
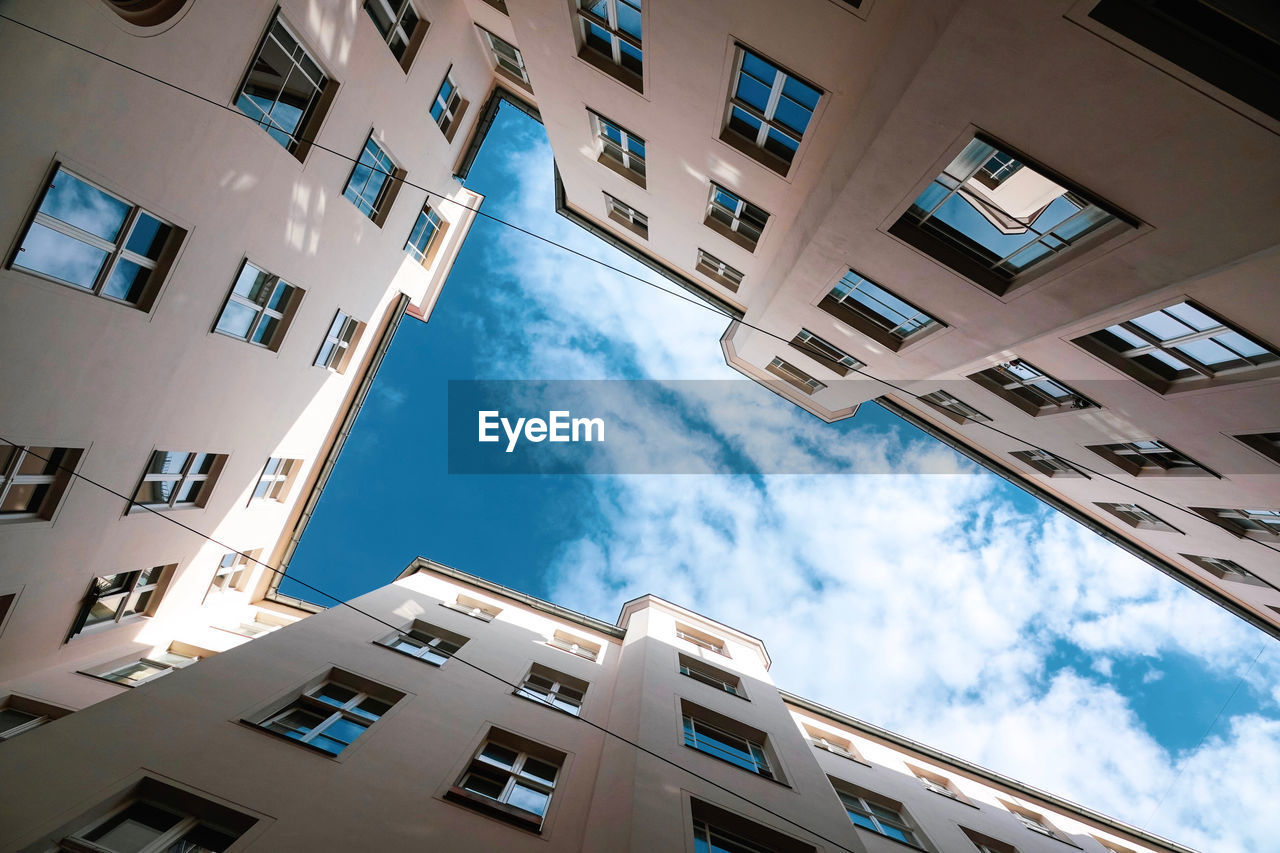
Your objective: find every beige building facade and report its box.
[0,559,1196,853]
[488,0,1280,636]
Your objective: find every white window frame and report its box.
[682,714,774,779]
[1097,502,1179,532]
[0,444,76,521]
[63,801,232,853]
[792,330,863,374]
[380,625,463,665]
[919,390,990,424]
[974,359,1095,412]
[483,30,529,83]
[1195,507,1280,540]
[131,451,222,510]
[678,655,743,697]
[316,310,361,371]
[214,260,300,349]
[692,818,775,853]
[547,631,599,661]
[695,249,743,288]
[235,14,329,153]
[517,668,586,715]
[444,595,501,621]
[576,0,642,72]
[839,790,921,846]
[258,680,392,755]
[767,356,826,395]
[405,204,444,264]
[724,46,822,170]
[707,183,768,245]
[431,70,463,134]
[99,649,198,687]
[342,135,398,219]
[73,567,165,637]
[364,0,421,61]
[458,739,560,823]
[1010,448,1088,478]
[10,167,176,306]
[829,271,939,340]
[0,707,48,741]
[603,192,648,235]
[590,111,646,178]
[676,626,727,656]
[253,457,299,502]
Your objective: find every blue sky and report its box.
[284,105,1279,852]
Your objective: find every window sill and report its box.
[576,46,642,93]
[703,215,758,254]
[718,128,793,178]
[678,672,748,700]
[443,786,544,833]
[512,689,581,717]
[852,827,926,852]
[374,640,447,667]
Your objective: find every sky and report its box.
[284,105,1280,852]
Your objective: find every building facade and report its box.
[0,559,1194,853]
[491,0,1280,635]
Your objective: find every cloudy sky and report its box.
[288,106,1278,852]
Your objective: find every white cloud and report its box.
[477,119,1280,853]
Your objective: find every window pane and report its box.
[506,783,550,816]
[314,683,358,707]
[171,824,238,853]
[216,300,259,338]
[14,222,110,288]
[102,259,150,303]
[479,742,520,768]
[40,171,131,242]
[124,214,171,259]
[86,802,182,850]
[231,264,273,301]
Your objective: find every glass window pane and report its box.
[1175,338,1241,366]
[216,300,259,338]
[148,452,190,476]
[507,783,551,816]
[173,824,238,853]
[102,259,150,304]
[231,264,272,300]
[463,771,506,799]
[521,757,558,783]
[1214,331,1269,359]
[40,171,131,242]
[781,75,820,109]
[14,222,110,289]
[734,74,771,112]
[319,716,368,745]
[1164,301,1218,331]
[1131,310,1193,341]
[87,802,181,850]
[314,683,358,707]
[773,96,811,134]
[124,214,171,259]
[479,743,519,768]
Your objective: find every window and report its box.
[1087,440,1216,477]
[548,630,601,661]
[590,111,646,187]
[696,249,744,291]
[226,617,280,638]
[961,827,1018,853]
[1096,502,1181,533]
[604,192,648,238]
[0,695,70,741]
[723,47,822,176]
[909,765,965,801]
[766,357,826,396]
[481,0,508,12]
[67,566,169,639]
[1088,0,1280,121]
[1181,554,1273,589]
[98,648,198,686]
[52,778,256,853]
[919,390,991,425]
[679,654,744,697]
[255,675,399,755]
[253,457,301,502]
[1009,449,1088,478]
[448,731,563,831]
[1074,300,1279,393]
[315,310,365,373]
[516,664,587,715]
[206,551,254,599]
[1003,803,1062,840]
[431,70,468,142]
[213,260,303,350]
[342,135,403,225]
[405,203,447,267]
[682,703,776,780]
[676,623,728,656]
[0,444,81,522]
[1189,507,1280,542]
[9,167,180,310]
[1235,432,1280,465]
[129,451,225,511]
[705,184,769,252]
[820,270,941,351]
[364,0,426,71]
[837,785,921,847]
[691,799,816,853]
[483,30,530,85]
[378,621,466,665]
[790,330,863,376]
[234,14,334,160]
[444,593,502,621]
[802,725,860,761]
[575,0,642,91]
[968,359,1096,416]
[890,136,1130,295]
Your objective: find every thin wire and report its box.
[1142,642,1267,825]
[4,11,1274,562]
[0,438,859,853]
